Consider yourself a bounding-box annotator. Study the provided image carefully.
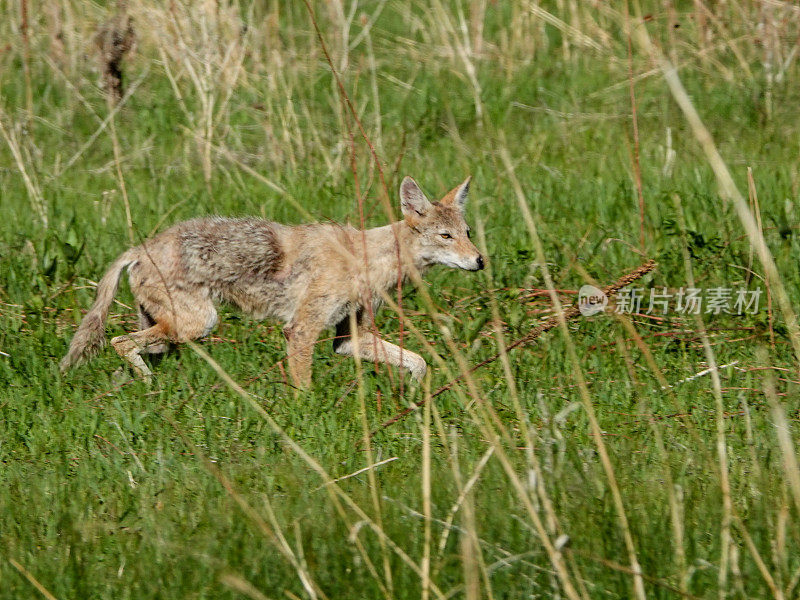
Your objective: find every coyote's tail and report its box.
[59,250,137,372]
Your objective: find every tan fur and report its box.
[60,176,484,387]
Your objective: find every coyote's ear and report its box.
[441,176,471,212]
[400,176,433,220]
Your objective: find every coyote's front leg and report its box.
[333,318,427,381]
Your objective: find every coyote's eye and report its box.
[440,233,453,240]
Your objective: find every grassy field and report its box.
[2,1,800,598]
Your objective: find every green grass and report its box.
[2,1,800,598]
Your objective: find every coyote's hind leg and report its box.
[137,304,168,355]
[111,324,170,382]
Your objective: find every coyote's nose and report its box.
[476,255,484,270]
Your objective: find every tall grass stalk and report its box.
[420,375,432,600]
[351,312,395,598]
[106,99,134,246]
[671,192,733,599]
[499,142,647,600]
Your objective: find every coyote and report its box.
[60,176,484,387]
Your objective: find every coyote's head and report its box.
[400,176,484,271]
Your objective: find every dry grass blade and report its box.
[0,112,47,228]
[435,445,494,561]
[446,427,495,599]
[350,315,395,598]
[731,513,785,600]
[624,1,646,254]
[219,573,274,600]
[106,96,134,246]
[9,559,60,600]
[757,347,800,516]
[312,457,398,492]
[525,0,605,52]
